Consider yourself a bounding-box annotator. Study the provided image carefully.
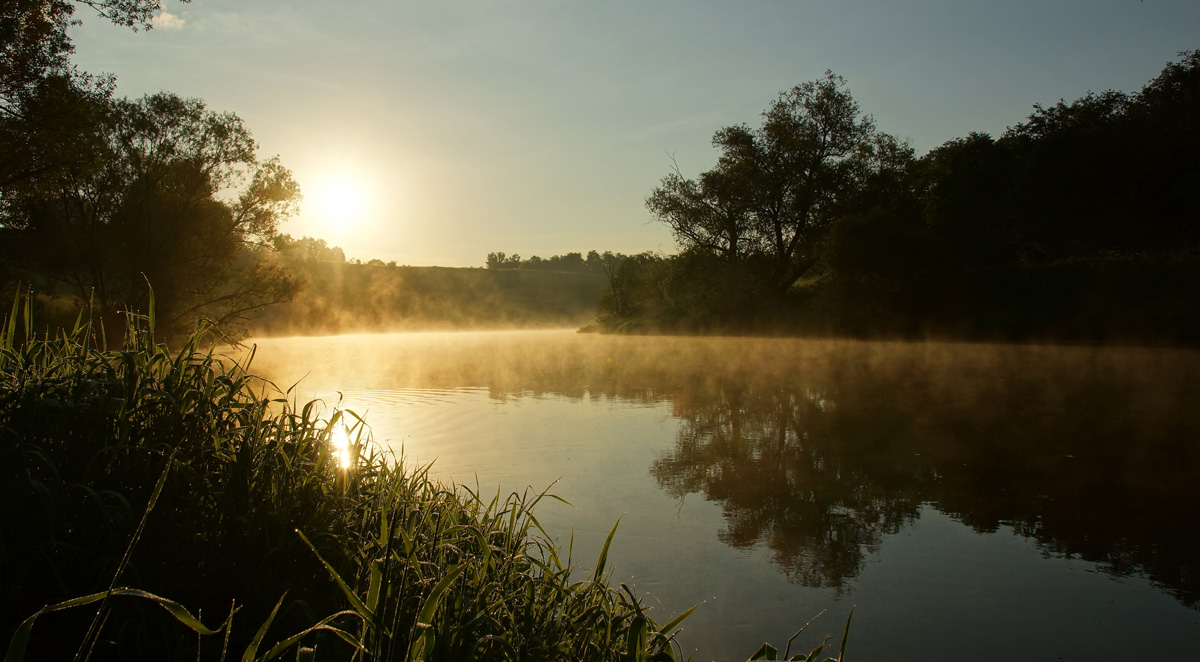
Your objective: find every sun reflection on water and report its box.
[330,420,352,469]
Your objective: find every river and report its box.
[243,330,1200,661]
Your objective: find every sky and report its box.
[70,0,1200,267]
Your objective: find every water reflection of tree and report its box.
[653,385,930,588]
[641,343,1200,606]
[256,334,1200,605]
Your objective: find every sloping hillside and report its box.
[251,262,607,336]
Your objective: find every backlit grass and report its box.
[0,291,847,660]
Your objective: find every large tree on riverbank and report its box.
[2,1,301,340]
[1,91,301,340]
[647,72,899,296]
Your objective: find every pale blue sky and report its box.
[71,1,1200,266]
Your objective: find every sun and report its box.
[308,172,372,229]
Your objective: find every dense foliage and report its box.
[2,92,301,340]
[2,2,190,190]
[2,2,298,342]
[609,53,1200,343]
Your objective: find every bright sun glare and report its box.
[330,420,352,469]
[309,172,371,231]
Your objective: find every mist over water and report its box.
[244,330,1200,661]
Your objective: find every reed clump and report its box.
[0,294,698,661]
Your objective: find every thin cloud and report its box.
[153,11,186,31]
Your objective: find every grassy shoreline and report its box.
[0,297,712,661]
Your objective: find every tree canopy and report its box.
[648,72,898,295]
[1,1,188,187]
[610,54,1200,343]
[1,1,305,341]
[2,92,300,339]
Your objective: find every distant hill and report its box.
[249,261,607,336]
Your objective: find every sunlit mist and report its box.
[242,329,1200,661]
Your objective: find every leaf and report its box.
[835,607,854,661]
[5,588,221,662]
[365,559,383,615]
[296,529,372,621]
[659,602,703,636]
[408,564,464,661]
[258,611,367,661]
[783,609,825,660]
[4,291,18,351]
[124,588,222,636]
[590,519,621,582]
[418,564,464,628]
[749,643,778,660]
[800,636,827,662]
[242,593,285,662]
[143,275,155,339]
[626,614,648,661]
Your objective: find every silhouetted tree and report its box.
[648,72,893,296]
[1,1,189,188]
[486,251,507,269]
[485,251,523,269]
[275,234,346,263]
[2,92,300,339]
[597,252,666,320]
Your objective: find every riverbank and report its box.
[0,302,713,661]
[585,250,1200,347]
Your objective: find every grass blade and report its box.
[658,602,703,636]
[590,519,621,582]
[835,607,854,661]
[242,594,285,662]
[258,611,367,661]
[296,529,372,621]
[5,588,222,662]
[408,564,464,661]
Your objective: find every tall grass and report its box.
[0,292,707,661]
[0,292,848,661]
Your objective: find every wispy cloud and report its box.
[153,11,186,31]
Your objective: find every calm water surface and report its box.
[244,330,1200,661]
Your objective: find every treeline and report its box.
[248,235,607,335]
[6,0,1196,346]
[600,54,1200,343]
[485,250,628,273]
[0,0,604,342]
